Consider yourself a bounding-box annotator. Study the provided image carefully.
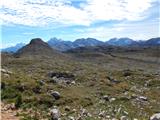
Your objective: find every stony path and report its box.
[1,102,20,120]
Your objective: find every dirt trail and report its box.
[1,102,20,120]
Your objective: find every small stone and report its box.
[80,108,88,116]
[72,109,77,113]
[99,110,105,117]
[39,80,45,85]
[133,118,138,120]
[123,111,128,115]
[68,116,75,120]
[110,98,116,102]
[106,115,111,118]
[87,113,92,117]
[103,95,109,101]
[71,81,76,85]
[139,96,147,101]
[112,118,118,120]
[120,116,128,120]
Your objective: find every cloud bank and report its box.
[0,0,156,27]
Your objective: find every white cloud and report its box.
[0,0,157,27]
[71,18,159,41]
[22,32,35,35]
[84,0,154,21]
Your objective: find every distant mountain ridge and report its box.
[48,37,74,51]
[106,37,137,46]
[48,37,160,51]
[2,37,160,52]
[1,43,26,53]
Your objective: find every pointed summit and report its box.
[15,38,60,57]
[30,38,45,44]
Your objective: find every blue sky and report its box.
[0,0,160,48]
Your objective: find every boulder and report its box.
[51,91,60,100]
[150,113,160,120]
[1,69,12,74]
[50,106,60,120]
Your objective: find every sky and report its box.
[0,0,160,48]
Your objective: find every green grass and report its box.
[1,50,160,119]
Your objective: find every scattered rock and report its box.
[16,84,26,91]
[80,108,88,116]
[3,73,10,78]
[109,97,116,102]
[99,110,105,117]
[123,111,129,115]
[136,96,148,101]
[48,71,76,85]
[51,91,60,100]
[71,81,76,85]
[107,76,121,84]
[39,80,45,85]
[123,69,132,77]
[103,95,109,101]
[50,106,60,120]
[32,86,41,94]
[150,113,160,120]
[120,116,128,120]
[48,72,74,79]
[131,94,137,99]
[72,109,77,113]
[68,116,75,120]
[112,118,118,120]
[65,106,70,111]
[1,69,12,74]
[2,103,16,111]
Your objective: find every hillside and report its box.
[1,38,160,119]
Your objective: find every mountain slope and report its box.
[143,37,160,46]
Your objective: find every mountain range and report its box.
[1,37,160,52]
